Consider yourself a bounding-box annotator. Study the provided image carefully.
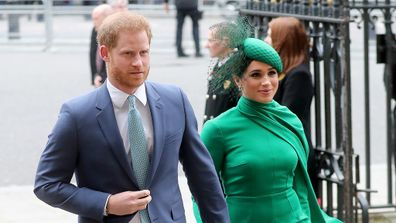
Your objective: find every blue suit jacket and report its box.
[34,81,229,223]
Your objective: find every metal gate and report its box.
[239,0,396,222]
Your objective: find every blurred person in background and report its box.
[203,20,249,123]
[163,0,202,57]
[264,16,318,197]
[90,4,113,87]
[90,0,127,88]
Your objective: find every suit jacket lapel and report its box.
[96,84,137,185]
[145,82,165,187]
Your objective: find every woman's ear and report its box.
[233,75,243,92]
[233,75,241,87]
[99,45,109,62]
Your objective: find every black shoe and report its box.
[195,53,204,58]
[177,52,189,57]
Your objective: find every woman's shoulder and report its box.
[282,63,313,88]
[286,63,311,77]
[204,108,240,128]
[202,108,247,143]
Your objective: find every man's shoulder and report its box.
[63,88,99,108]
[146,81,182,94]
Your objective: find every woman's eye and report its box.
[250,72,260,77]
[268,70,278,76]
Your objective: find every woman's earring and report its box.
[238,85,242,91]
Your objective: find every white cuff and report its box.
[103,195,111,216]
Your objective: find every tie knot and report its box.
[128,95,136,110]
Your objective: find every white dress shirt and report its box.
[106,80,154,223]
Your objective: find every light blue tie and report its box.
[128,95,150,223]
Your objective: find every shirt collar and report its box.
[217,52,233,67]
[106,80,147,109]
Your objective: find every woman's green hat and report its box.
[243,38,283,73]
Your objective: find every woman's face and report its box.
[235,60,279,103]
[264,28,272,46]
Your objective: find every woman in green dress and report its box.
[194,38,342,223]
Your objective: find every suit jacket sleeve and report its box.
[177,89,230,223]
[34,103,110,221]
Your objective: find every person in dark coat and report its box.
[163,0,202,57]
[89,4,113,87]
[203,21,242,123]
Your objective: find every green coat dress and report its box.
[193,96,342,223]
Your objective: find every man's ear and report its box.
[99,45,109,62]
[222,37,230,47]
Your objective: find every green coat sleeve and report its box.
[201,120,226,174]
[193,120,226,223]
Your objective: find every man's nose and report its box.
[132,55,143,67]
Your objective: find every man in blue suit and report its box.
[34,11,229,223]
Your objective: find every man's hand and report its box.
[107,190,152,216]
[94,75,103,88]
